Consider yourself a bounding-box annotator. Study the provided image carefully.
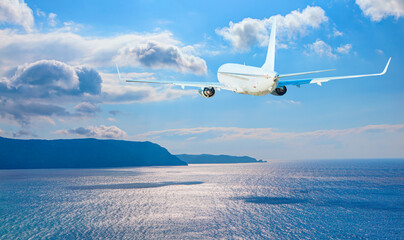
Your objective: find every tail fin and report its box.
[261,18,276,73]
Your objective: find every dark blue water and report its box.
[0,159,403,239]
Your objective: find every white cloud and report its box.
[115,40,207,75]
[335,44,352,54]
[0,25,207,125]
[216,17,269,50]
[306,40,353,57]
[333,27,343,37]
[216,6,328,50]
[74,102,100,115]
[305,39,336,58]
[356,0,404,21]
[0,59,194,125]
[54,125,127,139]
[376,49,384,55]
[267,99,301,105]
[0,59,99,125]
[0,0,34,32]
[138,124,404,159]
[36,9,45,18]
[2,59,101,100]
[137,124,404,142]
[48,13,57,27]
[99,72,195,104]
[0,29,207,75]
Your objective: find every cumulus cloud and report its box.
[76,67,102,95]
[54,125,127,139]
[0,59,195,125]
[305,40,353,57]
[0,60,103,124]
[74,102,100,115]
[216,18,269,50]
[356,0,404,21]
[0,0,34,32]
[115,41,207,75]
[305,39,336,58]
[1,60,102,99]
[0,0,206,130]
[0,29,207,75]
[47,13,57,27]
[335,44,352,54]
[216,6,328,50]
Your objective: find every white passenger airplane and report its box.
[117,19,391,98]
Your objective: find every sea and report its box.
[0,159,403,239]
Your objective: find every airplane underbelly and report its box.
[218,74,275,96]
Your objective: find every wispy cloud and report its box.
[267,99,301,105]
[137,124,404,142]
[333,27,343,37]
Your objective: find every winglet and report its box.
[116,64,123,81]
[381,57,391,75]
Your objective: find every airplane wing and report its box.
[278,58,391,87]
[117,64,232,90]
[278,69,335,78]
[125,79,229,90]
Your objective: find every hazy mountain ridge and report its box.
[0,137,187,169]
[177,154,265,164]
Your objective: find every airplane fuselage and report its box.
[217,63,278,96]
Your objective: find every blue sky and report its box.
[0,0,403,160]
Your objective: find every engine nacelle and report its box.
[198,87,215,98]
[271,86,287,96]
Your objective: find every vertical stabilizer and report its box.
[261,18,276,73]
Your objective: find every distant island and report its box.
[176,154,266,164]
[0,137,187,169]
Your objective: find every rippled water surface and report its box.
[1,160,403,239]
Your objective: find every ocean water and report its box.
[0,159,403,239]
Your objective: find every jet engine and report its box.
[199,87,215,98]
[271,86,287,96]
